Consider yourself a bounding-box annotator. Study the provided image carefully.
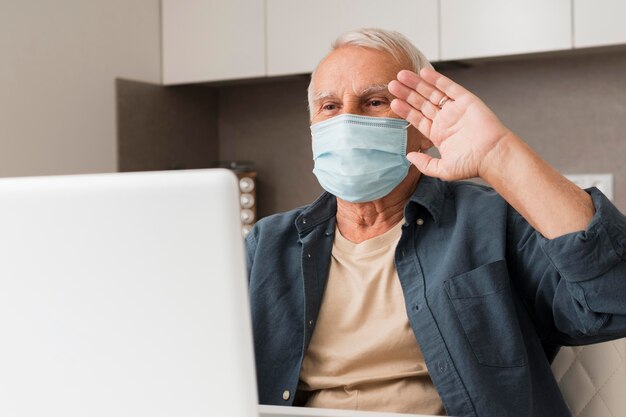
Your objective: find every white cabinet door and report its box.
[574,0,626,48]
[441,0,572,61]
[267,0,439,76]
[162,0,265,85]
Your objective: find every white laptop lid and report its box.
[0,169,258,417]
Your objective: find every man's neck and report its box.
[336,170,420,243]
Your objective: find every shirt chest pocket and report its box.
[444,260,527,368]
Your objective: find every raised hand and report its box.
[389,68,514,181]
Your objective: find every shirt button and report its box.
[307,253,311,258]
[416,218,424,226]
[308,319,314,327]
[282,390,291,401]
[302,218,307,224]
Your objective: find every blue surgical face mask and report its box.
[311,114,411,203]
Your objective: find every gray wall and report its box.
[119,48,626,217]
[117,80,219,172]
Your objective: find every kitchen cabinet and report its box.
[150,1,626,85]
[161,0,265,85]
[266,0,439,76]
[574,0,626,48]
[440,0,572,61]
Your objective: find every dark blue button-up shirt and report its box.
[245,176,626,417]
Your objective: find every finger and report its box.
[396,70,448,108]
[390,99,432,138]
[388,80,439,120]
[419,68,467,100]
[406,152,445,179]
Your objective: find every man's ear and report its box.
[407,126,433,153]
[415,128,434,151]
[419,136,434,152]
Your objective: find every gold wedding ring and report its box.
[438,96,450,109]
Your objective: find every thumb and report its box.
[407,151,444,178]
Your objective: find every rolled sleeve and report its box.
[537,188,626,339]
[540,187,626,283]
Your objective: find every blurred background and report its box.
[1,0,625,219]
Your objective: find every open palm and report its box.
[389,68,512,181]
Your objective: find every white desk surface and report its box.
[259,405,436,417]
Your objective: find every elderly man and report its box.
[245,28,626,417]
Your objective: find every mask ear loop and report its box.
[402,120,422,154]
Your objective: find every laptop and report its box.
[0,169,433,417]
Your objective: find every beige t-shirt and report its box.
[298,220,446,415]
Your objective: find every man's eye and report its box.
[368,99,387,107]
[322,103,337,111]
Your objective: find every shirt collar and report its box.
[405,175,447,226]
[295,175,447,236]
[295,192,337,236]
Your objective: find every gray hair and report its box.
[307,28,433,114]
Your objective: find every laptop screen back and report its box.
[0,169,257,417]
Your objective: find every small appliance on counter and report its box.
[212,161,257,237]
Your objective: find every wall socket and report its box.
[564,174,614,201]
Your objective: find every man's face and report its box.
[309,46,431,153]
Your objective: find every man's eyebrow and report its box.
[312,85,390,101]
[311,91,336,103]
[359,84,390,96]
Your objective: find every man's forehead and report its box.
[309,46,402,102]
